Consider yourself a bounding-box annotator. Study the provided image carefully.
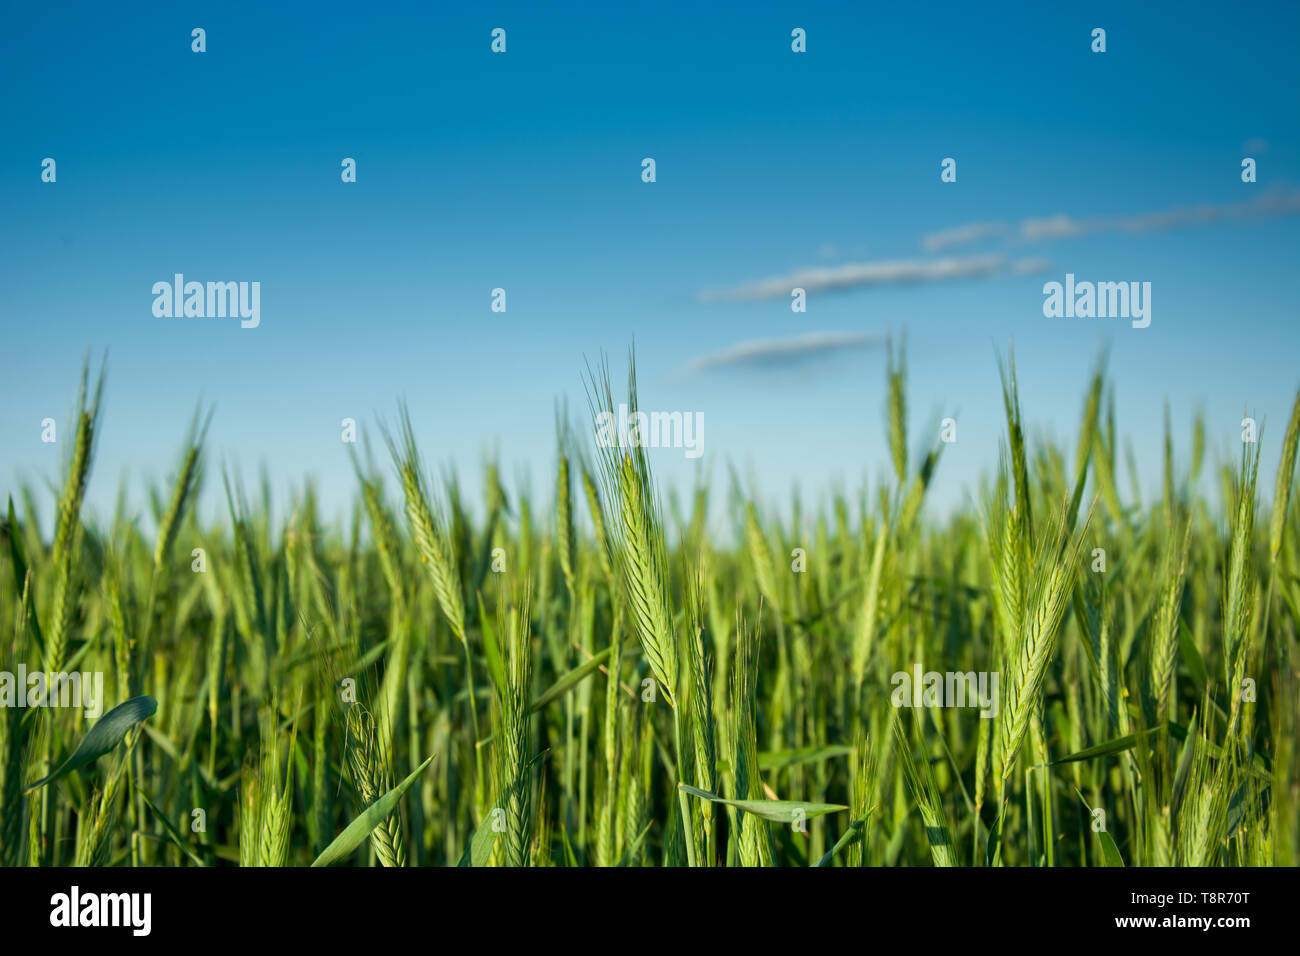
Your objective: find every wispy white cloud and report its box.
[686,331,885,372]
[699,255,1007,302]
[702,191,1297,311]
[922,188,1300,251]
[1020,214,1087,241]
[922,221,1008,251]
[1110,190,1300,233]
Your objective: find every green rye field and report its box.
[2,347,1299,867]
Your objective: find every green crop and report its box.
[1,352,1297,867]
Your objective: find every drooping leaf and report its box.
[678,783,847,823]
[312,754,435,866]
[23,695,158,793]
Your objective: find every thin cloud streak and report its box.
[685,331,885,372]
[923,188,1300,250]
[922,221,1009,251]
[699,255,1007,302]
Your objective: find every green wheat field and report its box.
[2,347,1298,867]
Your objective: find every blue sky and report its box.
[2,1,1298,533]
